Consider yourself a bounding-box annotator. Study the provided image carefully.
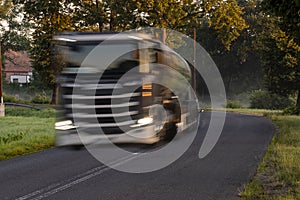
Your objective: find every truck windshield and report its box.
[56,43,138,72]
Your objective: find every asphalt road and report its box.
[0,111,274,200]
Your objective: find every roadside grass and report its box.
[5,107,56,118]
[205,107,283,116]
[0,108,56,161]
[224,108,283,116]
[235,110,300,199]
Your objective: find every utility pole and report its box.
[0,42,5,117]
[162,28,166,44]
[193,28,197,94]
[154,29,166,44]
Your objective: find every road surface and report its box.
[0,111,274,200]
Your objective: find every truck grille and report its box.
[61,69,142,135]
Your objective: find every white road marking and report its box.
[15,150,147,200]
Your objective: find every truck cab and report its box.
[53,32,197,147]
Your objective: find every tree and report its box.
[0,3,31,53]
[15,0,80,104]
[193,0,261,97]
[0,0,12,18]
[260,0,300,108]
[262,0,299,36]
[14,0,249,104]
[68,0,107,31]
[0,0,13,114]
[139,0,201,31]
[102,0,139,31]
[207,0,248,50]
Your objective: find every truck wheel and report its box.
[161,121,177,141]
[150,103,178,142]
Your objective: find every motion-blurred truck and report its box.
[53,32,198,147]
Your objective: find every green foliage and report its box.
[5,107,56,118]
[0,108,56,160]
[0,3,32,53]
[3,92,22,103]
[138,0,247,50]
[249,90,293,110]
[139,0,201,31]
[194,0,263,98]
[30,92,51,104]
[0,132,26,145]
[12,0,248,106]
[0,0,12,18]
[283,106,300,115]
[242,115,300,199]
[14,0,79,103]
[259,26,300,98]
[241,178,265,199]
[260,0,300,108]
[208,0,248,50]
[0,116,55,160]
[69,0,107,31]
[226,100,243,109]
[261,0,300,37]
[104,0,143,31]
[3,80,54,104]
[223,108,283,116]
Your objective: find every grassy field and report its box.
[237,110,300,199]
[0,108,56,161]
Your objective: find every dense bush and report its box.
[3,91,51,105]
[249,90,293,110]
[283,106,300,115]
[30,92,51,104]
[3,93,26,103]
[226,100,244,109]
[3,82,52,104]
[3,93,19,103]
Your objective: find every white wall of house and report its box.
[10,75,31,83]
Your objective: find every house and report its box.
[3,49,33,84]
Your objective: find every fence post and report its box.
[0,42,5,117]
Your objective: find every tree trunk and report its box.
[51,84,59,105]
[296,89,300,108]
[109,13,114,31]
[95,0,102,32]
[0,42,3,103]
[226,75,233,95]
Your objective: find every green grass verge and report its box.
[224,108,283,116]
[0,108,56,161]
[5,107,57,118]
[205,107,283,116]
[234,110,300,199]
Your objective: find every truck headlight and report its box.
[137,117,153,125]
[55,120,78,130]
[130,117,153,127]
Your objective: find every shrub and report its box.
[283,106,300,115]
[30,92,51,104]
[226,100,243,109]
[249,90,293,110]
[3,93,21,103]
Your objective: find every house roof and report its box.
[3,49,32,73]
